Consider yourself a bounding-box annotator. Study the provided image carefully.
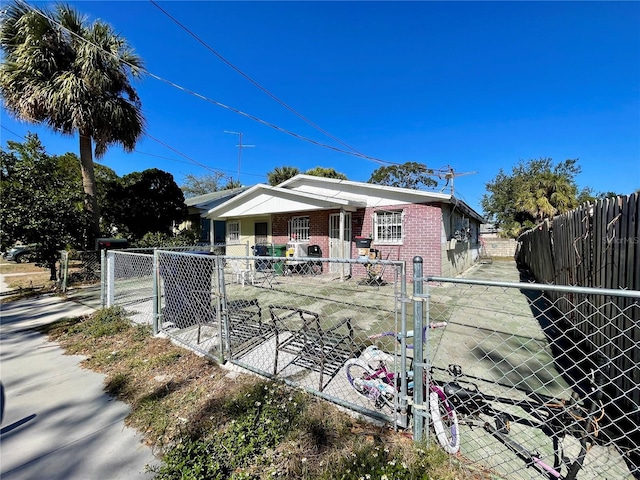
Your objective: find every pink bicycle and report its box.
[344,323,460,454]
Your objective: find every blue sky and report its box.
[1,1,639,214]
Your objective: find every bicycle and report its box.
[433,358,607,480]
[344,323,461,454]
[345,326,608,479]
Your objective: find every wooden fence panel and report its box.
[516,193,640,418]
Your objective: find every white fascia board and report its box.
[206,184,358,219]
[282,174,452,205]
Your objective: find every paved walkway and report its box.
[0,295,159,479]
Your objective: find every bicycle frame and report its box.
[434,363,605,480]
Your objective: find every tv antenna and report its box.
[224,130,255,184]
[434,166,478,195]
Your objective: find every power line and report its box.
[12,0,396,167]
[133,148,266,180]
[1,121,263,180]
[1,125,25,140]
[149,0,369,158]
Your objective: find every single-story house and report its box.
[205,175,485,279]
[183,187,250,243]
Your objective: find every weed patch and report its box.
[40,307,477,480]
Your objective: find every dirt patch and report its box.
[40,308,481,479]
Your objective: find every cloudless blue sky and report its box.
[1,1,639,214]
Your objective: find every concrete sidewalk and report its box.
[0,295,159,479]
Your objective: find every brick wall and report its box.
[354,203,442,280]
[270,204,444,280]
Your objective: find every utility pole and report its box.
[224,131,255,184]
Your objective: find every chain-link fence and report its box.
[417,273,639,480]
[104,251,155,326]
[60,244,216,292]
[59,250,101,291]
[103,251,639,479]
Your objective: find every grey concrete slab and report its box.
[1,295,159,480]
[64,284,103,310]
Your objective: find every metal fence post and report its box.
[412,256,426,442]
[61,250,69,293]
[152,250,159,335]
[105,251,115,307]
[100,249,106,307]
[398,260,409,429]
[215,255,228,363]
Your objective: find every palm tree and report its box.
[516,170,578,222]
[267,166,300,186]
[305,166,348,180]
[0,2,145,244]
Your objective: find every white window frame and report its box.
[289,216,310,242]
[374,210,403,244]
[226,220,241,244]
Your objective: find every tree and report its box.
[0,134,91,280]
[0,2,145,244]
[267,166,300,186]
[368,162,437,190]
[223,179,243,190]
[481,158,585,237]
[181,172,239,198]
[305,167,348,180]
[104,168,187,240]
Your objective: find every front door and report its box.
[329,213,352,275]
[254,222,268,245]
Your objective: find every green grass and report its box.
[35,306,476,480]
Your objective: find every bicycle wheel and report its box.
[430,386,460,454]
[345,358,377,399]
[345,359,395,409]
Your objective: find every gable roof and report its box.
[205,183,364,218]
[206,175,484,222]
[185,187,250,214]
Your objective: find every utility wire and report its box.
[13,0,395,166]
[149,0,370,159]
[1,125,25,140]
[1,122,262,180]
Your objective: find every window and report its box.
[375,210,403,243]
[226,221,240,243]
[289,216,310,241]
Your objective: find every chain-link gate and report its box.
[104,251,155,326]
[220,253,409,426]
[415,267,639,480]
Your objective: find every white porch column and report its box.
[339,208,346,281]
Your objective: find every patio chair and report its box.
[224,299,276,356]
[268,305,355,391]
[229,259,252,286]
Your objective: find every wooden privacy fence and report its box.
[516,192,639,291]
[515,192,639,417]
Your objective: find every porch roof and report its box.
[205,174,485,223]
[206,184,365,219]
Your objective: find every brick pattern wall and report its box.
[481,237,517,257]
[270,204,443,280]
[271,211,331,256]
[354,203,442,280]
